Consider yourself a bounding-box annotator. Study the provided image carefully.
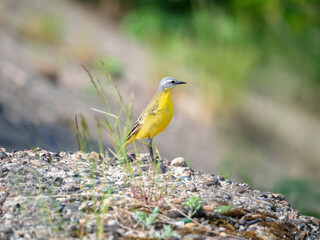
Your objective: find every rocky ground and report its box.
[0,147,319,239]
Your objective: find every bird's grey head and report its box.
[157,77,186,94]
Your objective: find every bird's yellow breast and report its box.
[135,89,173,139]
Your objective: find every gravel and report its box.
[0,148,319,239]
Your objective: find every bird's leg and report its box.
[147,138,154,160]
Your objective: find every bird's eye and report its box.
[171,80,175,84]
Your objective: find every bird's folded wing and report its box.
[126,116,142,142]
[126,94,159,142]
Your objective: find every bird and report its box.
[125,77,186,160]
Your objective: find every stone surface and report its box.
[0,148,318,239]
[171,157,187,167]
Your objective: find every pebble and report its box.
[175,181,185,187]
[159,163,167,173]
[165,209,188,218]
[246,219,261,225]
[68,225,79,237]
[171,157,187,167]
[0,225,13,233]
[239,226,246,231]
[180,176,191,181]
[56,204,64,213]
[106,233,118,240]
[203,205,214,211]
[78,202,87,211]
[64,182,80,192]
[172,198,182,204]
[186,182,197,192]
[81,184,93,190]
[220,232,227,237]
[299,223,306,231]
[248,226,257,231]
[185,222,197,228]
[183,234,205,240]
[239,219,246,225]
[216,175,225,181]
[225,180,232,185]
[203,178,220,187]
[53,177,64,186]
[88,151,100,160]
[0,151,8,159]
[107,220,117,226]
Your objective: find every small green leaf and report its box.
[182,218,192,224]
[182,196,202,217]
[100,186,113,194]
[214,204,233,214]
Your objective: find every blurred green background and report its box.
[0,0,319,218]
[95,0,320,217]
[122,0,320,108]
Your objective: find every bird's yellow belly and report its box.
[135,107,173,139]
[149,107,173,138]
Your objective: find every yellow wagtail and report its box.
[125,77,186,160]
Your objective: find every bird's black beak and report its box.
[177,81,187,85]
